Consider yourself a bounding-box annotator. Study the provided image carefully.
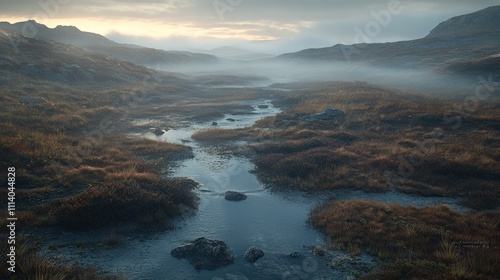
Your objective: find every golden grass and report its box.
[310,200,500,280]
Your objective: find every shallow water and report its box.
[39,99,468,280]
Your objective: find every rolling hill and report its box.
[0,20,219,68]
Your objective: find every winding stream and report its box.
[40,99,468,280]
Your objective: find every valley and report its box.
[0,5,499,280]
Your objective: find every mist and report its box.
[150,56,473,94]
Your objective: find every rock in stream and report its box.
[224,191,247,202]
[171,237,235,270]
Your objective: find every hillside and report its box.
[0,20,219,67]
[427,5,500,38]
[0,29,184,86]
[278,6,500,73]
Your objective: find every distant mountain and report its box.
[196,46,274,60]
[278,6,500,73]
[0,20,219,67]
[0,20,120,47]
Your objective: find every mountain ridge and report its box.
[277,5,500,74]
[0,20,219,67]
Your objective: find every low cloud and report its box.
[0,0,498,53]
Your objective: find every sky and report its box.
[0,0,498,54]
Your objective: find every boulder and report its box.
[212,122,218,126]
[289,251,301,258]
[258,105,269,109]
[171,237,235,270]
[300,107,345,122]
[244,247,265,263]
[224,191,247,202]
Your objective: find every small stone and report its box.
[244,247,265,263]
[224,191,247,202]
[153,128,165,135]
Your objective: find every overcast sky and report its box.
[0,0,498,54]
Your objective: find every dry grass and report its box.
[46,177,195,229]
[0,235,123,280]
[309,200,500,280]
[0,83,197,230]
[250,82,500,209]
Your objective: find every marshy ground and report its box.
[0,78,499,279]
[194,81,500,279]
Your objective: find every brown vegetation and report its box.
[0,235,123,280]
[251,82,500,210]
[309,200,500,280]
[0,82,196,230]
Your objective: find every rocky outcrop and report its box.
[300,107,345,122]
[224,191,247,202]
[244,247,265,263]
[171,237,235,270]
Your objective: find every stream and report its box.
[39,99,468,280]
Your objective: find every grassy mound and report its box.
[310,200,500,280]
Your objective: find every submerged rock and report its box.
[244,247,265,263]
[152,128,166,136]
[258,105,269,109]
[311,246,326,256]
[171,237,235,270]
[300,107,345,122]
[224,191,247,202]
[226,118,236,122]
